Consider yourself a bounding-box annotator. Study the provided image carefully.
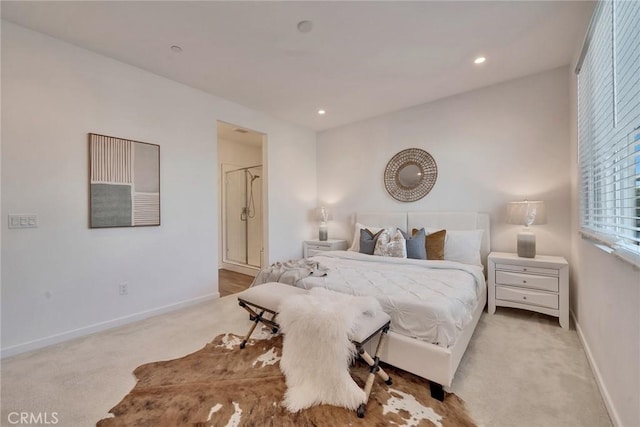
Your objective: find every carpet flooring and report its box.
[1,296,611,426]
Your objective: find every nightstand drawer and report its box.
[303,240,347,258]
[496,270,559,292]
[496,286,559,309]
[306,244,329,252]
[307,248,326,257]
[495,263,558,277]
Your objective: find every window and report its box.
[577,0,640,265]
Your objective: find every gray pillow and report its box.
[359,228,384,255]
[399,228,427,260]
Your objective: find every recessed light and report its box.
[170,45,183,53]
[297,20,313,33]
[318,109,326,115]
[474,56,486,64]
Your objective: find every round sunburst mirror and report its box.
[384,148,438,202]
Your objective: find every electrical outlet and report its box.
[119,283,128,296]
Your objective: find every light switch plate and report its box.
[8,214,38,229]
[9,215,20,228]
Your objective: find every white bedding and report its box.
[293,250,486,348]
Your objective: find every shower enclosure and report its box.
[223,165,263,269]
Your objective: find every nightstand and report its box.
[488,252,569,329]
[303,239,347,258]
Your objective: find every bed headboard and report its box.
[355,211,491,269]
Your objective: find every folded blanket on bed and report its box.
[252,258,328,287]
[277,288,381,412]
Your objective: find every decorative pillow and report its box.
[399,228,427,260]
[348,223,384,252]
[414,228,446,260]
[359,228,384,255]
[374,229,407,258]
[426,229,484,266]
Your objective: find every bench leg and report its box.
[358,347,391,385]
[356,325,392,418]
[240,309,264,349]
[237,300,282,349]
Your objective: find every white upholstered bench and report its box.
[237,282,392,418]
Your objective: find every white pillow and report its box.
[440,229,484,266]
[373,229,407,258]
[348,223,384,252]
[425,227,483,265]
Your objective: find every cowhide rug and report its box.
[97,331,476,427]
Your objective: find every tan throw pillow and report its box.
[414,228,446,260]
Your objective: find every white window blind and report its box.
[577,0,640,265]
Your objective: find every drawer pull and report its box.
[523,268,527,271]
[523,296,527,300]
[523,280,527,284]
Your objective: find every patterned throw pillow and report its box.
[359,228,384,255]
[414,228,446,260]
[374,229,407,258]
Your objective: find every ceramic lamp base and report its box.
[319,224,328,241]
[517,229,536,258]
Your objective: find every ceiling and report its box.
[1,1,594,131]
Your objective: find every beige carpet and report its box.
[1,295,611,426]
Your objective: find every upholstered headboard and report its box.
[355,211,491,269]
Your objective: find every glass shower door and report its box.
[225,169,247,264]
[223,166,263,268]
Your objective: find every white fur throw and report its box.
[277,287,381,412]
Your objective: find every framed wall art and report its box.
[89,133,160,228]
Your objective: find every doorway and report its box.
[217,121,266,277]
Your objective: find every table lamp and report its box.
[507,201,547,258]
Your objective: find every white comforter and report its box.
[294,251,485,348]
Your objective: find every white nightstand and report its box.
[303,239,348,258]
[488,252,569,329]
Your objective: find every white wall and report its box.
[1,21,316,356]
[569,68,639,426]
[317,67,572,261]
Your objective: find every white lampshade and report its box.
[506,201,547,226]
[506,201,546,258]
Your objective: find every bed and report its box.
[254,211,490,400]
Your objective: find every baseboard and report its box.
[1,292,220,359]
[571,310,620,426]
